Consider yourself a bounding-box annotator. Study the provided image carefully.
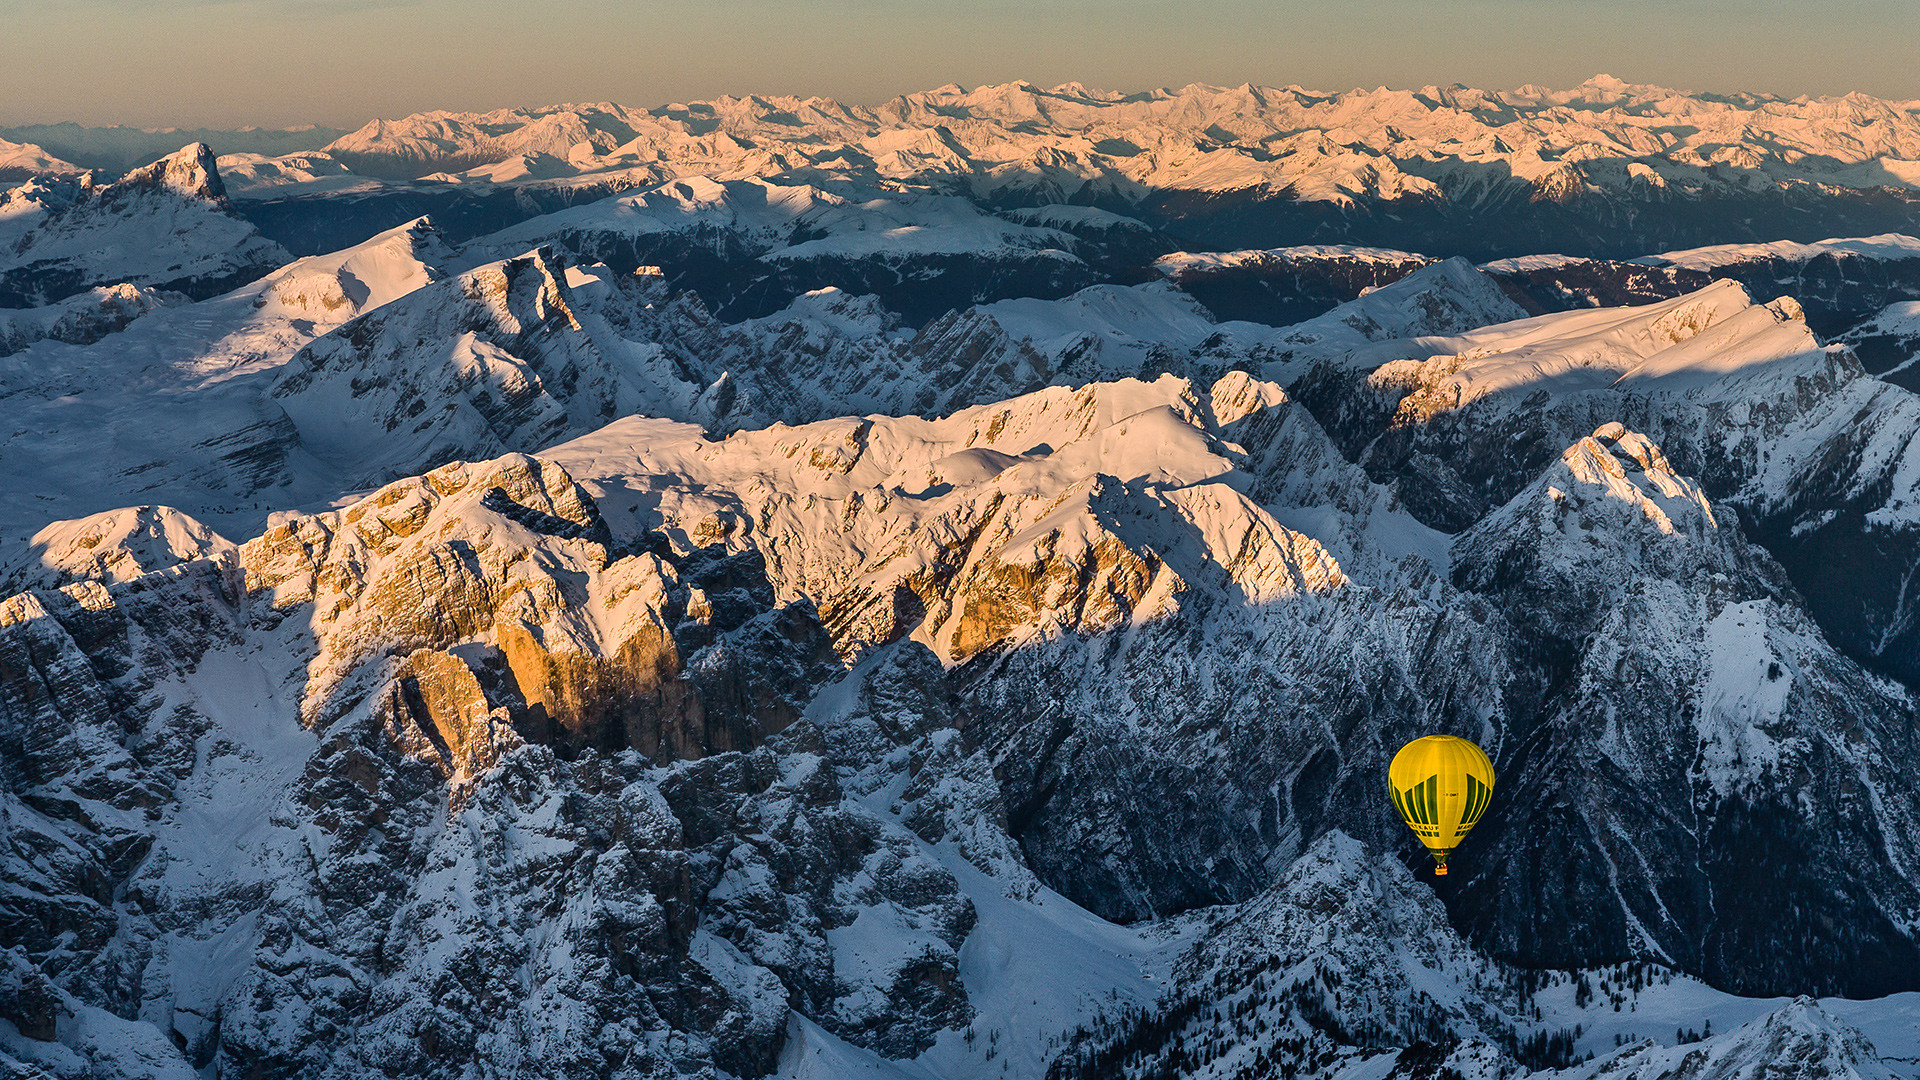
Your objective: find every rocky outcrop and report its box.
[1449,427,1920,996]
[0,281,180,356]
[1050,832,1523,1079]
[237,453,839,762]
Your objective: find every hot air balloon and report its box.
[1388,735,1495,876]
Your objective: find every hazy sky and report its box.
[2,0,1917,129]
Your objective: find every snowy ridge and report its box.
[1353,278,1772,415]
[1639,233,1920,272]
[215,149,371,196]
[463,174,1101,322]
[253,213,448,317]
[1550,999,1901,1080]
[1155,244,1433,279]
[1,504,236,592]
[475,176,854,258]
[545,372,1356,662]
[0,216,456,543]
[1257,256,1532,376]
[0,137,82,180]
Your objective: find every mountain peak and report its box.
[0,137,82,179]
[3,504,235,592]
[1566,998,1901,1080]
[116,141,225,200]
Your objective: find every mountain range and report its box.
[1,79,1919,1080]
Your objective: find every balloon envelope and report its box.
[1388,735,1495,875]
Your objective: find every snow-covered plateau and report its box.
[3,81,1920,1080]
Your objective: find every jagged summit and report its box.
[117,141,225,200]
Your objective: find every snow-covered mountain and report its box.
[1842,300,1920,389]
[260,78,1920,206]
[6,78,1920,1080]
[0,137,81,181]
[186,78,1920,261]
[0,281,180,356]
[0,143,290,306]
[3,369,1911,1077]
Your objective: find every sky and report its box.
[1,0,1917,129]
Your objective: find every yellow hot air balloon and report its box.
[1388,735,1495,876]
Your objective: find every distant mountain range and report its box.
[13,76,1920,258]
[0,121,347,174]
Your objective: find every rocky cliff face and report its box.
[1450,426,1920,996]
[0,452,981,1079]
